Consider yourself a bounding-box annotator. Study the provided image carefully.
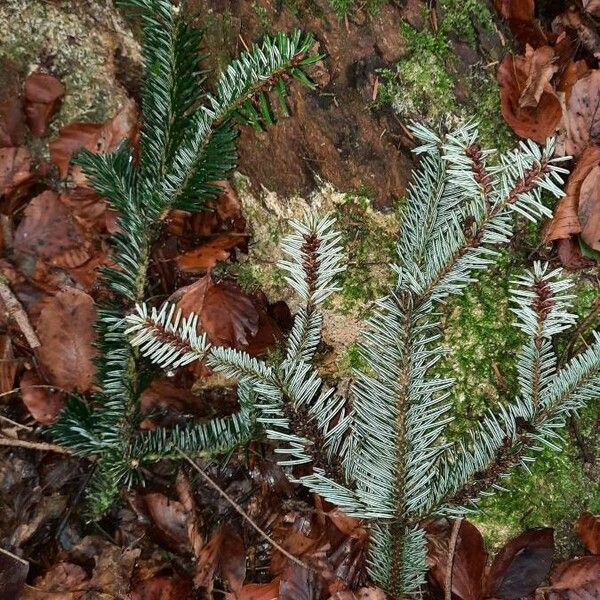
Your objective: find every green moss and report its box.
[333,194,398,314]
[438,0,494,46]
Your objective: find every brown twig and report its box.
[175,447,310,570]
[0,277,40,349]
[445,517,463,600]
[0,436,72,454]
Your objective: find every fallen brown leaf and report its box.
[498,50,562,143]
[194,523,246,593]
[20,369,65,424]
[0,335,18,394]
[578,164,600,250]
[545,146,600,242]
[23,72,65,137]
[547,555,600,599]
[14,191,92,271]
[49,99,138,182]
[35,287,97,392]
[227,579,280,600]
[576,512,600,555]
[563,70,600,159]
[144,492,191,555]
[585,0,600,16]
[485,527,554,599]
[176,233,249,272]
[556,237,595,270]
[519,45,558,108]
[426,518,487,600]
[131,576,194,600]
[0,146,32,198]
[23,561,87,600]
[0,96,26,147]
[329,588,386,600]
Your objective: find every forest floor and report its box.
[0,0,599,598]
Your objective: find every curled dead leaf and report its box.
[176,233,249,272]
[35,287,97,393]
[23,72,65,137]
[0,96,26,147]
[498,51,562,143]
[144,493,191,555]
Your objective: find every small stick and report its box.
[0,277,40,349]
[176,447,310,570]
[0,437,71,454]
[0,414,33,432]
[445,517,463,600]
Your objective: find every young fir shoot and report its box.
[47,0,321,516]
[127,122,599,598]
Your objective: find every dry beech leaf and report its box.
[35,287,97,392]
[173,276,259,349]
[23,561,88,599]
[578,165,600,250]
[576,512,600,555]
[486,527,554,599]
[547,555,600,599]
[226,580,280,600]
[130,576,194,600]
[23,72,65,137]
[0,146,32,197]
[426,519,487,600]
[564,70,600,159]
[194,524,246,593]
[498,51,562,144]
[14,191,91,269]
[176,233,249,272]
[20,369,65,424]
[519,45,558,108]
[49,99,138,181]
[545,147,600,242]
[144,493,191,554]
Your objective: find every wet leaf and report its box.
[498,50,562,143]
[14,191,92,270]
[131,576,194,600]
[426,518,487,600]
[35,287,97,392]
[23,72,65,137]
[194,523,246,593]
[20,369,65,424]
[579,165,600,250]
[329,589,386,600]
[485,527,554,599]
[494,0,547,49]
[545,147,600,242]
[547,555,600,599]
[576,512,600,555]
[227,580,280,600]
